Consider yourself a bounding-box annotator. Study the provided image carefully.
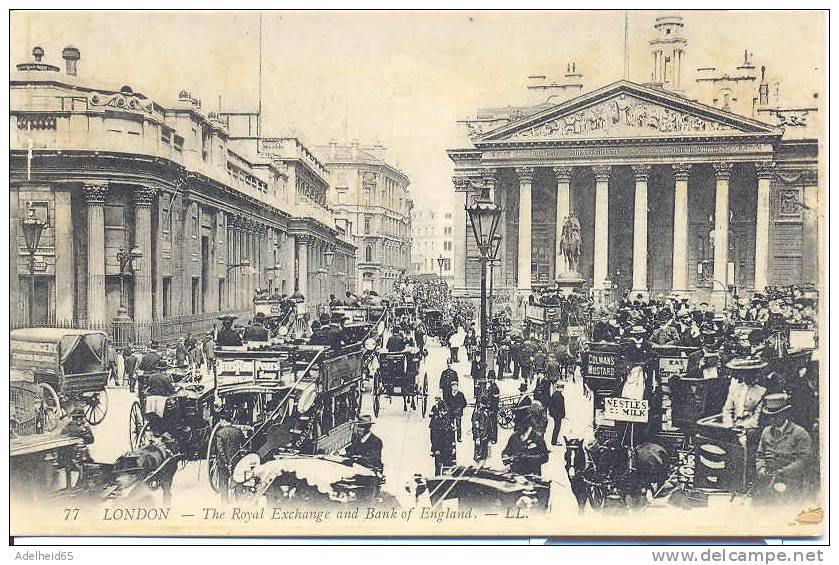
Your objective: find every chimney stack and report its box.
[759,66,769,106]
[62,46,80,75]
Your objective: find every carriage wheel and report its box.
[421,374,429,417]
[37,382,62,432]
[206,421,225,494]
[128,401,147,450]
[83,389,108,426]
[498,408,514,430]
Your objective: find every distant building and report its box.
[448,14,820,311]
[411,203,455,285]
[10,45,354,337]
[312,141,412,295]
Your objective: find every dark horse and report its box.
[563,437,589,512]
[565,438,670,510]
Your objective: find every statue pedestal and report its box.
[555,271,587,296]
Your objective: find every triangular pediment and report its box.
[476,80,779,143]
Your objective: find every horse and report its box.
[563,437,590,512]
[559,219,582,272]
[578,438,671,510]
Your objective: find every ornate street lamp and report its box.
[437,254,445,279]
[488,233,502,322]
[20,204,46,326]
[465,182,502,387]
[116,246,143,317]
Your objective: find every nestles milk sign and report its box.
[604,397,649,423]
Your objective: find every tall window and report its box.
[365,245,373,263]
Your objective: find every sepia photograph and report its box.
[6,7,827,544]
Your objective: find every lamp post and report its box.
[116,246,144,316]
[324,248,335,302]
[437,254,445,280]
[487,233,503,322]
[20,204,46,326]
[466,181,502,385]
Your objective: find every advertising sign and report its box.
[604,397,649,423]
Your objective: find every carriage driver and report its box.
[216,314,244,347]
[346,415,384,474]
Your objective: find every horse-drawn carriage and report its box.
[577,323,819,509]
[228,453,396,508]
[371,346,429,417]
[253,294,298,337]
[421,308,447,341]
[410,466,550,512]
[207,343,366,496]
[11,328,111,427]
[524,301,587,358]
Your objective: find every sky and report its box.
[11,10,825,209]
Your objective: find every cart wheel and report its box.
[373,391,380,418]
[498,408,514,430]
[84,389,108,426]
[37,382,62,432]
[421,374,429,417]
[206,421,225,494]
[129,401,146,450]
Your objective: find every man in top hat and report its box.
[216,315,243,347]
[722,358,768,437]
[347,415,383,473]
[446,381,468,443]
[755,393,813,500]
[485,370,501,444]
[243,312,270,342]
[547,381,566,446]
[502,419,549,476]
[650,310,680,345]
[137,340,163,372]
[429,396,456,474]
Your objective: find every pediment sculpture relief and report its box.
[506,94,735,140]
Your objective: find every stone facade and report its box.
[313,141,412,295]
[10,46,355,335]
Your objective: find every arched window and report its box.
[365,245,373,263]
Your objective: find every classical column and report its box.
[712,163,732,304]
[83,183,108,326]
[754,162,774,293]
[515,167,535,291]
[631,165,651,293]
[296,234,309,305]
[452,177,471,291]
[10,189,20,325]
[671,163,691,291]
[54,188,75,322]
[592,165,611,291]
[802,175,819,286]
[134,186,156,326]
[553,166,573,277]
